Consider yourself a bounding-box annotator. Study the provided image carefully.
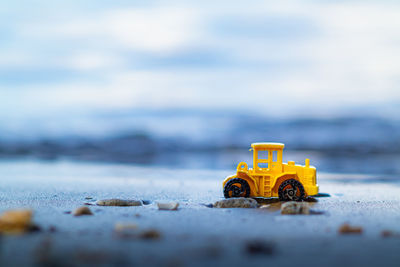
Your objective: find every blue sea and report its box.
[1,108,399,175]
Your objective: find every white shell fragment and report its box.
[157,202,179,210]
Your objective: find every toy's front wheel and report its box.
[224,178,250,198]
[278,179,305,201]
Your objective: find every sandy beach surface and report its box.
[1,160,400,267]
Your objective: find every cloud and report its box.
[104,7,201,53]
[64,52,123,71]
[19,6,202,54]
[1,0,400,118]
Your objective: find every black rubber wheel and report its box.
[278,179,305,201]
[224,178,250,198]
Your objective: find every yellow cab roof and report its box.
[251,142,284,150]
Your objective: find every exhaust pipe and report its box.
[305,158,310,168]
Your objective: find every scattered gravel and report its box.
[73,207,93,216]
[0,209,40,234]
[114,223,161,240]
[114,223,138,238]
[381,230,395,238]
[245,240,275,255]
[213,198,258,208]
[139,229,161,240]
[380,230,400,238]
[281,202,310,215]
[96,199,143,206]
[338,223,363,234]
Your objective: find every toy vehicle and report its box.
[222,142,318,201]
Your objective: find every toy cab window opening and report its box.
[258,150,268,160]
[272,150,278,162]
[257,150,269,169]
[258,162,269,168]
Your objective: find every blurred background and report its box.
[1,0,400,175]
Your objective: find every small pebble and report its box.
[139,229,161,240]
[157,202,179,210]
[281,202,310,215]
[114,223,161,240]
[0,209,39,234]
[115,223,137,231]
[114,223,137,238]
[96,199,143,206]
[73,207,93,216]
[213,198,258,208]
[381,230,394,238]
[338,223,363,234]
[245,240,275,255]
[28,224,42,232]
[381,230,400,238]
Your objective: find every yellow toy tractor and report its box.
[223,142,318,201]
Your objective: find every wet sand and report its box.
[1,160,400,267]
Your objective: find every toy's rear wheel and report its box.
[224,178,250,198]
[278,179,305,201]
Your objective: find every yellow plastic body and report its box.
[222,142,318,198]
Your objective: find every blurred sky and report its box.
[1,0,400,119]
